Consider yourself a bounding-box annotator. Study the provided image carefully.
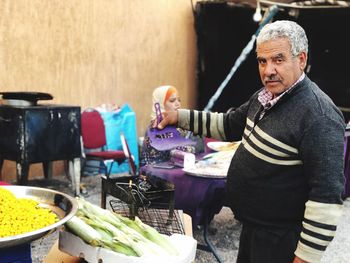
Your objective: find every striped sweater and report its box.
[178,76,345,262]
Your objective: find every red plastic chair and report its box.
[81,109,126,178]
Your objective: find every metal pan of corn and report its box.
[0,185,78,248]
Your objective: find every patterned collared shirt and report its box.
[258,73,305,119]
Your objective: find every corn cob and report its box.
[65,197,179,257]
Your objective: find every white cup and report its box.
[184,153,196,169]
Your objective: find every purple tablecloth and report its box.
[140,163,227,227]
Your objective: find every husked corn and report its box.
[0,187,58,238]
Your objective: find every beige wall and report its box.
[0,0,197,181]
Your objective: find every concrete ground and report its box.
[25,175,350,263]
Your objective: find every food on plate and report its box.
[216,141,240,151]
[183,150,236,178]
[0,186,58,238]
[65,198,179,257]
[207,141,241,152]
[184,163,228,177]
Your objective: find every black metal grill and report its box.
[110,199,185,235]
[101,174,181,234]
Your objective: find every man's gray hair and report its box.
[256,20,308,56]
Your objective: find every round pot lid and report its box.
[0,92,53,101]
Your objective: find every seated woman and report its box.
[140,85,203,166]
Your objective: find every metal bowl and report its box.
[0,185,78,248]
[2,99,36,106]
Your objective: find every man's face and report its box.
[256,38,307,97]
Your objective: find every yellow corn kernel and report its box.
[0,187,58,238]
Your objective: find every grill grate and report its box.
[110,199,185,236]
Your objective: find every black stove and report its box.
[0,92,81,188]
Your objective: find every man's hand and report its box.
[153,110,179,129]
[293,256,309,263]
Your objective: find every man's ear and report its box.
[299,51,308,71]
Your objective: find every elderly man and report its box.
[157,20,345,263]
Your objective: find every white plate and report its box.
[207,141,241,152]
[183,162,229,178]
[183,167,227,178]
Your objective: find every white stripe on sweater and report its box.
[254,125,298,154]
[246,118,254,128]
[302,222,336,237]
[300,232,332,247]
[243,119,301,164]
[243,142,302,165]
[295,241,323,263]
[246,118,299,154]
[249,133,290,157]
[304,200,343,226]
